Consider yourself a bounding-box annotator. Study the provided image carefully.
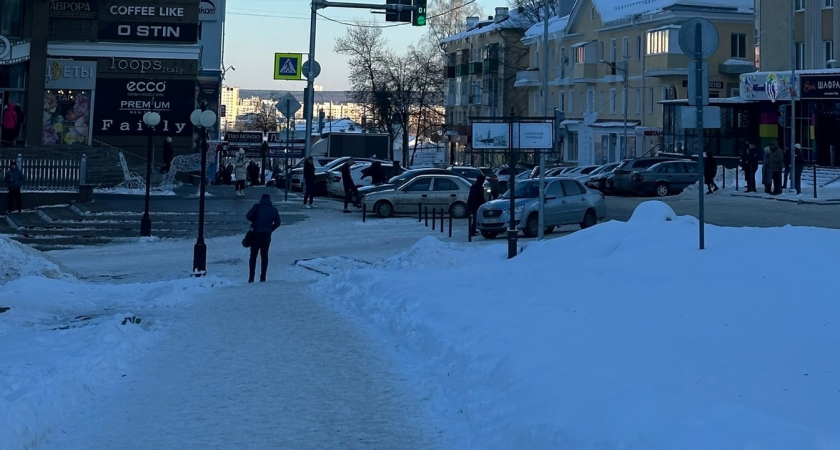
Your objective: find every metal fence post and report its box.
[80,154,87,186]
[425,207,428,227]
[468,212,472,243]
[448,213,453,238]
[440,209,444,233]
[735,164,739,191]
[432,208,436,230]
[362,203,366,222]
[418,202,422,222]
[813,164,818,199]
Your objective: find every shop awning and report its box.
[48,42,201,60]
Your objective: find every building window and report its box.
[731,33,747,59]
[610,38,617,62]
[600,41,605,61]
[587,88,594,113]
[609,88,616,114]
[796,42,806,69]
[569,91,574,113]
[575,46,585,64]
[1,0,23,37]
[559,92,565,111]
[532,92,539,114]
[599,91,604,112]
[635,88,642,114]
[590,7,595,20]
[622,37,629,59]
[636,36,643,59]
[825,0,834,8]
[795,0,804,10]
[567,131,579,162]
[825,41,834,66]
[647,87,654,114]
[646,29,673,55]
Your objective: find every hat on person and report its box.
[238,148,245,154]
[794,143,801,149]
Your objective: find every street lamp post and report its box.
[190,104,218,276]
[140,111,160,237]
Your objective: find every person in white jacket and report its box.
[234,149,248,196]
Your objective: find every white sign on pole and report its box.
[680,106,721,128]
[687,62,710,106]
[472,123,510,149]
[513,122,554,149]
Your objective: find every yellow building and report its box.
[517,0,754,165]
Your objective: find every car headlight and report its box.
[513,205,524,214]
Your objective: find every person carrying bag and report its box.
[244,193,281,283]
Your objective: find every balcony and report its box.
[455,63,469,77]
[573,63,597,81]
[483,58,499,73]
[454,93,468,106]
[644,53,690,77]
[514,69,540,87]
[444,66,456,79]
[469,62,483,75]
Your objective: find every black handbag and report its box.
[242,204,258,247]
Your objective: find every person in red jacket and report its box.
[1,102,19,147]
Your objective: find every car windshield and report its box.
[388,169,431,185]
[452,167,481,178]
[501,181,540,199]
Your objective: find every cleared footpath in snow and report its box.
[29,204,474,450]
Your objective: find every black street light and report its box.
[190,104,218,276]
[140,111,161,237]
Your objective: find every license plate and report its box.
[483,218,499,223]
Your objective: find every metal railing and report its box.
[0,153,87,192]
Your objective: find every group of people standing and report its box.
[301,157,398,213]
[740,140,804,195]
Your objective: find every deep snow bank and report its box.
[0,235,74,284]
[315,202,840,449]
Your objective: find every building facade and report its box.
[518,0,754,165]
[1,0,225,156]
[756,0,840,72]
[220,85,240,131]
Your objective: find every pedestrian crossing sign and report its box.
[274,53,302,80]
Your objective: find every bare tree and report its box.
[242,98,280,133]
[508,0,565,24]
[428,0,484,45]
[406,41,445,165]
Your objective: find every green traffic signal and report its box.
[412,0,426,26]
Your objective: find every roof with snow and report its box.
[592,0,753,24]
[440,9,531,44]
[523,15,570,40]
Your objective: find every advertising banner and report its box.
[98,22,198,43]
[45,59,97,90]
[93,78,195,136]
[49,0,98,18]
[800,74,840,100]
[225,131,264,144]
[43,90,92,145]
[98,57,197,76]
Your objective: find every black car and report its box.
[611,157,682,193]
[357,168,453,197]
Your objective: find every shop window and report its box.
[0,0,22,37]
[43,90,92,145]
[567,131,579,162]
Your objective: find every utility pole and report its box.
[622,58,628,160]
[790,0,796,192]
[537,0,549,241]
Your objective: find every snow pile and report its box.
[0,271,228,450]
[0,235,74,284]
[315,202,840,449]
[95,187,177,195]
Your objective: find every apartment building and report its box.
[220,85,240,131]
[518,0,754,165]
[441,7,530,141]
[757,0,840,71]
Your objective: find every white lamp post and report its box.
[140,111,161,237]
[190,105,217,276]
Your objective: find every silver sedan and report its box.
[362,174,472,219]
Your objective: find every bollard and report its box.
[425,207,428,227]
[468,212,472,242]
[362,203,366,222]
[814,164,818,199]
[448,213,453,238]
[432,208,436,230]
[721,165,725,189]
[418,202,422,222]
[440,209,444,233]
[735,165,739,191]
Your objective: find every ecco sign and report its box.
[126,81,167,92]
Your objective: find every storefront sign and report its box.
[49,0,98,18]
[45,59,97,90]
[740,72,799,102]
[94,78,195,136]
[199,0,222,21]
[98,22,198,42]
[97,57,196,75]
[681,80,723,89]
[43,90,92,145]
[99,0,198,22]
[800,74,840,100]
[225,131,264,143]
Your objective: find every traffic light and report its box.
[412,0,427,26]
[385,0,411,23]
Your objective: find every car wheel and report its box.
[654,182,670,197]
[480,230,499,239]
[375,201,394,218]
[449,201,468,219]
[524,214,539,238]
[580,209,597,229]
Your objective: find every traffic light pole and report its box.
[305,0,423,160]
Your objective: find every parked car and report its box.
[565,165,601,176]
[326,162,402,197]
[476,177,606,239]
[585,163,620,191]
[288,156,338,191]
[611,157,681,193]
[497,167,531,192]
[357,167,452,197]
[629,160,698,196]
[479,167,500,198]
[362,174,472,219]
[448,166,484,183]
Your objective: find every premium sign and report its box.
[98,57,196,75]
[49,0,98,18]
[99,22,198,42]
[94,78,195,136]
[800,74,840,100]
[44,59,97,90]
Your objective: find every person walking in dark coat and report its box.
[303,156,316,208]
[467,173,486,236]
[782,146,792,189]
[704,151,719,194]
[762,146,773,194]
[160,137,174,173]
[4,161,24,213]
[769,141,784,195]
[392,161,404,175]
[341,160,359,213]
[245,193,281,283]
[362,161,387,185]
[247,160,260,186]
[743,141,759,192]
[793,143,805,194]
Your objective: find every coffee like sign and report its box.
[107,5,185,16]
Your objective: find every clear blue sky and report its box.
[222,0,498,91]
